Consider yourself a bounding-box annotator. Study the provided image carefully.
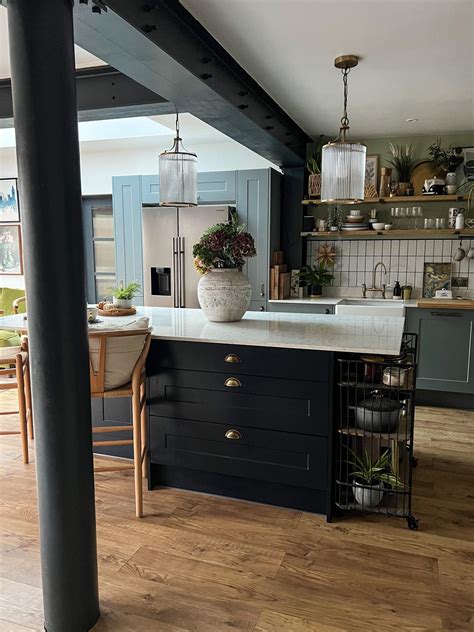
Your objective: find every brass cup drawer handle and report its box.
[224,353,241,363]
[225,429,242,440]
[224,377,241,388]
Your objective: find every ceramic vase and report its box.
[113,297,132,309]
[198,268,251,322]
[397,181,410,196]
[446,172,457,186]
[308,174,321,198]
[308,284,322,298]
[352,481,384,508]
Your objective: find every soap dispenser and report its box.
[393,281,402,300]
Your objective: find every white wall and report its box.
[0,138,277,288]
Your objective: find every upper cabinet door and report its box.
[197,171,236,203]
[141,175,160,205]
[112,176,144,305]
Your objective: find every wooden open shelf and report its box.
[301,228,474,239]
[302,194,467,206]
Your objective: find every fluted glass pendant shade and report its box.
[159,114,197,207]
[321,141,366,203]
[320,55,366,204]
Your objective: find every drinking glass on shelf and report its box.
[406,207,415,230]
[436,217,446,229]
[414,206,423,229]
[424,217,433,229]
[394,207,400,229]
[399,207,406,229]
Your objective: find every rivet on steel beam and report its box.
[200,73,212,79]
[201,57,214,64]
[238,104,249,110]
[142,24,157,33]
[264,125,274,131]
[92,5,101,13]
[265,114,274,120]
[238,90,248,97]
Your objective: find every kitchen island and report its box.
[0,307,405,517]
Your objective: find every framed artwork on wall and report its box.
[365,155,379,198]
[422,262,451,298]
[0,224,23,275]
[0,178,20,223]
[456,147,474,185]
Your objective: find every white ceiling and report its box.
[182,0,474,138]
[0,6,106,79]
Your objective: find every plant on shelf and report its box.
[428,138,463,175]
[193,213,257,323]
[307,135,324,198]
[110,281,141,309]
[348,447,403,509]
[297,261,334,298]
[386,142,421,194]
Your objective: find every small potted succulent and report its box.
[307,136,324,198]
[110,281,141,309]
[193,214,256,322]
[387,142,420,195]
[348,448,403,509]
[297,261,334,298]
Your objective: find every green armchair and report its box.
[0,287,26,352]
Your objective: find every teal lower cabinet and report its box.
[405,308,474,394]
[268,302,334,315]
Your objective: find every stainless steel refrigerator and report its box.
[142,205,230,308]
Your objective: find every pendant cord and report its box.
[340,67,350,130]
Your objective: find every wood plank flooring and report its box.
[1,390,473,631]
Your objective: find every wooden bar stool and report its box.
[0,348,32,464]
[88,329,151,518]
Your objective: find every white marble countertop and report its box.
[269,297,420,307]
[0,306,405,355]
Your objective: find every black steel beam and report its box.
[7,0,100,630]
[73,0,310,167]
[0,65,174,127]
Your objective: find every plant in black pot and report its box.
[348,448,403,509]
[298,261,334,298]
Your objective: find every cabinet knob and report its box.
[224,377,242,388]
[259,306,265,312]
[224,353,241,363]
[260,283,265,297]
[225,429,242,440]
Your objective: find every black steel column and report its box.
[7,1,100,630]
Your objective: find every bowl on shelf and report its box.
[349,209,363,216]
[345,215,364,223]
[372,222,385,231]
[384,224,393,230]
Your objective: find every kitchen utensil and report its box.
[355,390,400,432]
[445,184,457,194]
[448,208,460,228]
[402,285,412,300]
[467,245,474,259]
[372,222,385,231]
[455,209,465,230]
[454,241,466,261]
[384,224,392,230]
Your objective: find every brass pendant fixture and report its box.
[321,55,366,204]
[159,113,198,207]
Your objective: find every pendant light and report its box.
[321,55,366,204]
[159,113,197,207]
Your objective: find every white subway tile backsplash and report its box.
[308,238,473,297]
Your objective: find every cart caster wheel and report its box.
[411,457,418,468]
[407,515,419,530]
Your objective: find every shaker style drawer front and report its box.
[148,369,329,436]
[149,416,328,490]
[147,340,331,382]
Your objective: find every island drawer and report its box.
[148,369,329,436]
[147,340,331,382]
[149,416,328,490]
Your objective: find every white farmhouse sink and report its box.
[335,298,405,317]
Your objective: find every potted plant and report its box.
[428,139,464,188]
[307,136,324,198]
[387,142,420,195]
[110,281,141,309]
[193,214,256,322]
[297,261,334,298]
[348,447,403,509]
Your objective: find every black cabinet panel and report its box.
[149,369,329,436]
[150,416,327,490]
[147,339,331,382]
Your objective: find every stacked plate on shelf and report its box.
[341,211,369,231]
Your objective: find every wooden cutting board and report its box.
[416,299,474,310]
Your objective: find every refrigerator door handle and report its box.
[179,236,185,308]
[172,237,179,308]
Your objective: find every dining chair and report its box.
[88,328,151,518]
[0,346,33,464]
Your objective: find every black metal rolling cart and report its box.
[333,333,419,530]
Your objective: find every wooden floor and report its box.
[1,390,473,631]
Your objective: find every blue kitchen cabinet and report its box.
[140,172,236,205]
[405,307,474,394]
[141,175,160,205]
[112,176,144,305]
[237,169,281,307]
